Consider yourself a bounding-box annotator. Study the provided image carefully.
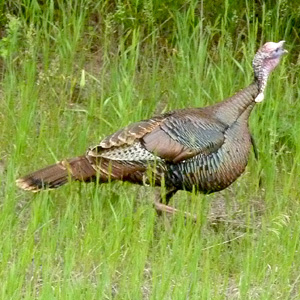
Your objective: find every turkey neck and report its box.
[210,81,260,126]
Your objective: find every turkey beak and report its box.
[278,40,288,54]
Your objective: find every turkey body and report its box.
[93,83,258,194]
[17,82,259,196]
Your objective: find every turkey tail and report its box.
[16,156,96,192]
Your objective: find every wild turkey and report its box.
[16,41,287,213]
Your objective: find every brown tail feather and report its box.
[16,156,96,191]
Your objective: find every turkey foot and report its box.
[154,188,198,221]
[154,202,198,221]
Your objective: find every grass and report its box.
[1,0,300,299]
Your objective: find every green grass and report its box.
[1,0,300,299]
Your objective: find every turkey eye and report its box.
[275,47,280,52]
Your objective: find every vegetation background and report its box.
[1,0,300,299]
